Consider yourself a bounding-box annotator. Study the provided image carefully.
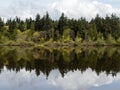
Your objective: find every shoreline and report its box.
[0,41,120,47]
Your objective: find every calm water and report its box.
[0,46,120,90]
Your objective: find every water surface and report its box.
[0,46,120,90]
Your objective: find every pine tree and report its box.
[57,13,68,36]
[35,14,41,31]
[0,18,4,31]
[42,12,53,31]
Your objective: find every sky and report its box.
[0,0,120,20]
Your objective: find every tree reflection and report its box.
[0,46,120,77]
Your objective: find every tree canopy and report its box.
[0,12,120,45]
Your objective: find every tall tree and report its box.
[0,18,4,32]
[35,14,41,31]
[42,12,53,31]
[57,13,68,36]
[7,19,17,33]
[26,17,33,30]
[110,14,120,39]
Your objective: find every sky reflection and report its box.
[0,67,120,90]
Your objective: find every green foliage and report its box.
[0,13,120,46]
[35,14,41,31]
[75,37,82,43]
[96,37,106,45]
[106,34,116,44]
[22,29,33,41]
[32,31,41,43]
[62,28,74,43]
[42,12,53,31]
[0,18,4,31]
[0,33,9,44]
[117,38,120,43]
[57,13,68,36]
[88,24,98,41]
[1,47,120,76]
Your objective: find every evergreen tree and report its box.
[42,12,53,31]
[35,14,41,31]
[7,19,17,33]
[57,13,68,36]
[0,18,4,31]
[26,17,33,30]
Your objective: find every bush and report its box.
[32,32,40,43]
[75,37,82,43]
[62,28,74,43]
[96,38,106,45]
[106,34,116,44]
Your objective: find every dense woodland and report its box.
[0,12,120,46]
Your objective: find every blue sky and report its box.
[0,0,120,20]
[98,0,120,7]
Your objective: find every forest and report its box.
[0,12,120,46]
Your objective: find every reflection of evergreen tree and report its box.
[0,47,120,77]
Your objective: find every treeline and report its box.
[0,12,120,45]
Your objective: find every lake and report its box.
[0,46,120,90]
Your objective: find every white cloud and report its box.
[1,0,120,21]
[48,0,120,20]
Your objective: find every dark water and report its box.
[0,46,120,90]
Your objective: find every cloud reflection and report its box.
[0,67,120,90]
